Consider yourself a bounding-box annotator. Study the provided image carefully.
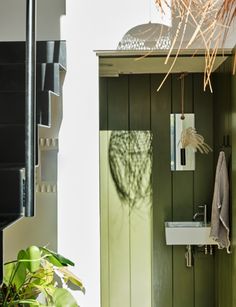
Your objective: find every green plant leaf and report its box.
[14,263,27,290]
[17,249,28,261]
[18,248,31,272]
[4,256,26,290]
[46,255,64,267]
[32,262,54,286]
[14,249,27,288]
[20,283,41,300]
[40,247,74,267]
[56,267,85,293]
[3,262,15,285]
[52,288,78,307]
[26,246,41,273]
[9,298,40,306]
[2,246,82,307]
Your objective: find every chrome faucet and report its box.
[193,204,207,226]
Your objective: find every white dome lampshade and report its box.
[117,22,172,50]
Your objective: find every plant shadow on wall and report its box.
[109,131,153,212]
[0,245,85,307]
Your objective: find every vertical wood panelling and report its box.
[231,60,236,307]
[108,151,131,307]
[217,250,232,307]
[213,67,225,307]
[129,75,150,130]
[172,73,194,221]
[108,77,130,307]
[193,74,215,307]
[151,74,173,307]
[99,132,110,307]
[213,58,233,307]
[213,64,230,153]
[172,74,194,307]
[99,77,108,130]
[100,76,109,307]
[194,254,215,307]
[172,73,193,113]
[193,74,213,214]
[172,175,194,307]
[100,72,216,307]
[129,74,152,307]
[107,76,129,130]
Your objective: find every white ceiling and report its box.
[97,49,233,77]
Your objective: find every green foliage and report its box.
[0,246,85,307]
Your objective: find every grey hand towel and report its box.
[210,151,230,253]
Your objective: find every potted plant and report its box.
[0,245,85,306]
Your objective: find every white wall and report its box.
[59,1,168,306]
[0,0,65,41]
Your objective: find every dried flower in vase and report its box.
[180,127,212,154]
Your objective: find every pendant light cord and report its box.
[149,0,152,22]
[179,72,188,120]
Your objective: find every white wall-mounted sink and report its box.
[165,221,217,245]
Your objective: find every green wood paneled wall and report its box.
[100,75,152,307]
[213,56,236,307]
[100,73,215,307]
[231,58,236,307]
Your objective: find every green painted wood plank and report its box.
[212,69,223,307]
[107,76,129,130]
[173,246,194,307]
[193,73,214,212]
[99,131,110,307]
[217,250,232,307]
[100,130,132,307]
[214,252,219,307]
[129,74,152,307]
[220,251,232,307]
[106,75,131,307]
[129,202,152,307]
[171,73,193,114]
[231,60,236,307]
[172,173,194,307]
[172,73,194,221]
[172,74,194,307]
[129,74,151,130]
[213,58,233,307]
[99,77,108,130]
[193,73,215,307]
[219,59,232,307]
[108,131,131,307]
[172,172,194,220]
[151,74,173,307]
[194,252,215,307]
[213,66,228,154]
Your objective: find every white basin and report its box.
[165,221,218,245]
[166,221,204,228]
